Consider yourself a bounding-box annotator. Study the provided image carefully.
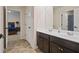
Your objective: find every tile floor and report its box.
[5,39,41,53]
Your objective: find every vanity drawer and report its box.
[50,36,79,52]
[37,32,49,39]
[63,48,74,53]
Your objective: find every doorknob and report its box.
[28,26,31,29]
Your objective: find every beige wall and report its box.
[53,7,61,29]
[34,6,53,29]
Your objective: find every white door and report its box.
[25,7,34,48]
[0,7,4,53]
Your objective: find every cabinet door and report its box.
[50,36,75,53]
[63,48,73,53]
[37,32,50,53]
[50,42,62,53]
[43,38,50,53]
[37,33,44,51]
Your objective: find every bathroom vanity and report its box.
[37,29,79,53]
[36,6,79,53]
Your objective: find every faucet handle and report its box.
[74,26,78,28]
[67,31,74,36]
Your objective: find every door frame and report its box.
[5,7,22,48]
[3,6,7,49]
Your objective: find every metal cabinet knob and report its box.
[61,48,63,51]
[28,26,31,29]
[58,47,63,51]
[58,47,61,50]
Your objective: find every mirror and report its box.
[61,10,74,31]
[53,6,79,32]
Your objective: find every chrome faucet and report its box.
[49,29,52,32]
[58,27,61,33]
[58,30,60,33]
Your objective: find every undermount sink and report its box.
[58,31,79,41]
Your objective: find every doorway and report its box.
[4,6,37,53]
[5,7,21,49]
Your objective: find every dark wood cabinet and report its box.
[50,42,62,53]
[43,38,49,52]
[37,36,43,51]
[37,32,79,53]
[50,36,78,53]
[50,36,74,53]
[37,32,50,53]
[63,48,74,53]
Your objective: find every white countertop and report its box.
[37,28,79,43]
